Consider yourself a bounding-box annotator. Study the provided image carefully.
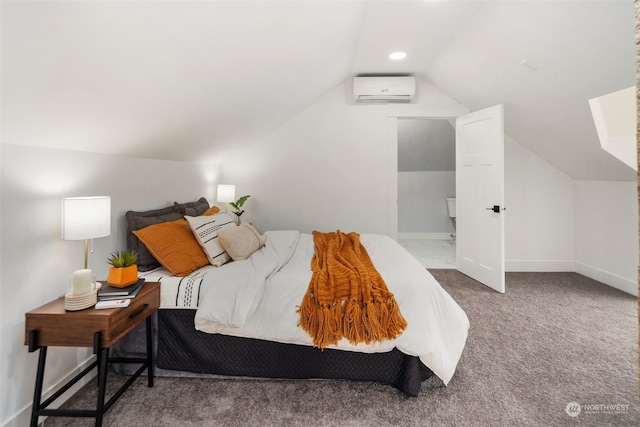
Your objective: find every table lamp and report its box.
[216,184,235,213]
[62,196,111,269]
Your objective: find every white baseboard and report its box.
[575,262,638,297]
[4,356,96,427]
[506,260,637,296]
[505,260,575,272]
[397,232,454,240]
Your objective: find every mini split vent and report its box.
[353,76,416,103]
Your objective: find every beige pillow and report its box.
[218,223,265,261]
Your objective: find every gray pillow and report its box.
[174,197,210,217]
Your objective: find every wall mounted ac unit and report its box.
[353,76,416,103]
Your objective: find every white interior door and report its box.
[455,105,505,293]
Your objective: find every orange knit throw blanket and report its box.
[298,230,407,349]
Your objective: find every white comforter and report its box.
[193,230,469,385]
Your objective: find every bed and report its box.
[112,199,469,397]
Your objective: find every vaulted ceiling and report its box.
[1,1,635,180]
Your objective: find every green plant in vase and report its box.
[229,195,250,224]
[106,250,138,287]
[107,250,138,268]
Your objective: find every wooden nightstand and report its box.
[25,281,160,427]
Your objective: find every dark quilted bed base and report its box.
[155,309,433,397]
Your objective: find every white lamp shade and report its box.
[62,196,111,240]
[216,185,236,203]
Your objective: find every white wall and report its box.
[504,136,576,271]
[223,81,392,234]
[398,171,455,234]
[0,143,220,426]
[504,138,637,295]
[574,180,638,295]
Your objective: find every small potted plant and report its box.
[106,250,138,287]
[229,195,250,224]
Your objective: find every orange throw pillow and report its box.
[201,206,221,216]
[133,219,209,276]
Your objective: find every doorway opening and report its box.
[388,104,505,292]
[396,118,456,269]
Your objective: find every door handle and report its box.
[486,205,501,213]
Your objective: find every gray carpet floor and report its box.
[43,271,638,426]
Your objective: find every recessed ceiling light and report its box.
[389,51,407,60]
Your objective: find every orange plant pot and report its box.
[107,265,138,288]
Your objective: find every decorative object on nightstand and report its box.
[61,196,111,310]
[217,184,236,214]
[106,249,138,287]
[64,281,99,311]
[98,278,145,301]
[229,195,250,224]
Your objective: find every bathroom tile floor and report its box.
[398,239,456,269]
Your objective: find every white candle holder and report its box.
[65,273,99,311]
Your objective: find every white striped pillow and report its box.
[185,213,237,267]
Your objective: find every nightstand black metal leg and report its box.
[146,315,154,387]
[30,346,47,427]
[96,346,109,427]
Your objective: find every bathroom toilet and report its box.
[446,198,456,218]
[446,198,457,241]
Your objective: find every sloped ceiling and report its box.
[1,1,635,180]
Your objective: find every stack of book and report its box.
[97,278,145,301]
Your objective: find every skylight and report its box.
[589,87,637,171]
